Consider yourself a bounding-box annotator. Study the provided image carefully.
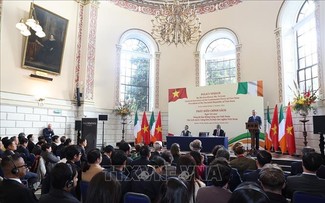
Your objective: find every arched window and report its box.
[117,30,159,111]
[197,28,239,86]
[277,0,321,104]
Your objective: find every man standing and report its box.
[212,124,225,136]
[181,125,191,136]
[248,110,262,150]
[43,124,55,143]
[0,154,38,203]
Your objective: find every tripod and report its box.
[102,121,105,149]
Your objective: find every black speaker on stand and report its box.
[99,115,108,149]
[75,120,82,143]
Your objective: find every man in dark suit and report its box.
[212,124,225,136]
[243,150,272,182]
[43,123,55,144]
[0,154,38,203]
[248,110,262,150]
[285,152,325,198]
[181,125,191,136]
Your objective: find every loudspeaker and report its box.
[313,115,325,134]
[76,87,81,107]
[75,120,82,131]
[99,115,108,121]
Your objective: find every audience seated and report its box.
[197,158,232,203]
[82,149,104,182]
[51,136,60,157]
[229,142,257,176]
[215,148,242,191]
[16,137,35,167]
[157,177,189,203]
[27,134,35,154]
[170,143,180,167]
[243,150,272,182]
[78,138,87,166]
[130,145,151,167]
[85,172,121,203]
[131,156,166,202]
[108,150,131,202]
[189,151,206,181]
[228,181,271,203]
[285,152,325,198]
[101,145,114,169]
[39,163,80,203]
[0,154,38,203]
[2,137,17,157]
[118,142,133,176]
[150,141,163,159]
[65,145,82,200]
[161,150,177,177]
[55,136,67,157]
[259,164,287,203]
[41,143,60,174]
[177,154,205,203]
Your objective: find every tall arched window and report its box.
[118,30,159,111]
[197,28,239,86]
[277,0,321,104]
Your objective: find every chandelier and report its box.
[16,3,46,38]
[151,0,202,46]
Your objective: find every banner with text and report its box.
[168,83,264,147]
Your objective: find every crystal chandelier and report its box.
[16,3,46,38]
[151,0,202,46]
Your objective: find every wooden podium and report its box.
[246,122,259,150]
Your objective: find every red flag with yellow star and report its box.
[270,105,279,151]
[168,88,188,102]
[141,112,150,145]
[154,111,162,141]
[285,103,296,155]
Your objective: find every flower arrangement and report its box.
[113,100,135,119]
[290,81,318,116]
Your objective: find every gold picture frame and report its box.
[22,3,68,75]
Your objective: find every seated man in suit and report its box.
[212,124,225,136]
[285,152,325,199]
[229,142,257,177]
[259,164,287,203]
[243,150,272,182]
[0,154,38,203]
[181,125,191,136]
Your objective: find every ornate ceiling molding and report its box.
[111,0,242,15]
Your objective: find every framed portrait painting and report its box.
[22,3,68,75]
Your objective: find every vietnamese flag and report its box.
[141,112,150,145]
[285,103,296,155]
[168,88,188,102]
[154,111,162,141]
[270,105,279,151]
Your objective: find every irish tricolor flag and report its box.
[134,111,141,143]
[236,81,263,97]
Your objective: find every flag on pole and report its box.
[278,104,287,153]
[236,81,263,97]
[141,112,150,145]
[149,111,156,142]
[134,111,142,144]
[285,103,296,155]
[154,111,162,141]
[270,105,279,151]
[265,106,272,150]
[168,88,188,102]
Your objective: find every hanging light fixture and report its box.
[16,3,46,38]
[151,0,201,46]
